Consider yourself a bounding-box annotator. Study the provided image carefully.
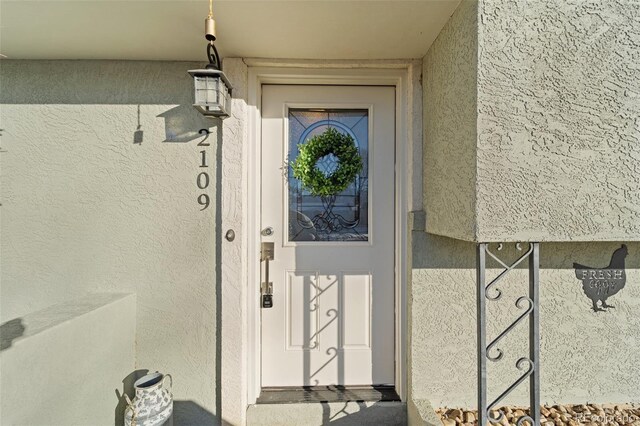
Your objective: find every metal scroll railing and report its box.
[477,242,541,426]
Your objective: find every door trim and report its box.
[247,66,413,405]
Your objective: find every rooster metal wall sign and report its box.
[574,245,628,312]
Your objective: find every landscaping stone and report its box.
[436,403,640,425]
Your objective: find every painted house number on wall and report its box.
[197,129,211,210]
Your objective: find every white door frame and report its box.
[246,64,416,405]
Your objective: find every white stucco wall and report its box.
[423,0,640,242]
[0,60,229,423]
[1,293,135,426]
[415,0,640,409]
[219,58,249,426]
[476,0,640,242]
[423,0,478,241]
[410,234,640,408]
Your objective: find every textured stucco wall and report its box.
[0,60,225,423]
[423,0,640,242]
[219,58,248,426]
[423,0,478,241]
[418,0,640,408]
[476,0,640,242]
[1,293,135,426]
[410,233,640,408]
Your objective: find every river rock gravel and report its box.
[437,403,640,425]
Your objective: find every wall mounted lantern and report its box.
[188,0,232,119]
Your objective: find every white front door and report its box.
[260,85,395,387]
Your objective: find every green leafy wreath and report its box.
[291,128,363,197]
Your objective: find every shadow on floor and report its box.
[321,402,406,425]
[248,401,405,426]
[173,400,219,425]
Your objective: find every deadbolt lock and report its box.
[262,294,273,309]
[261,282,273,308]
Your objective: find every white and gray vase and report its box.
[124,372,173,426]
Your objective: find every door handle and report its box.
[261,242,274,308]
[261,241,274,262]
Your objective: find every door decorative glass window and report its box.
[288,109,369,242]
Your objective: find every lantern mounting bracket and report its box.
[207,41,222,71]
[187,4,231,119]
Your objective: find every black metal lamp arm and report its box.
[207,42,221,70]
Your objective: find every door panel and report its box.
[261,85,395,387]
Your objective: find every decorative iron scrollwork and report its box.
[484,243,534,301]
[477,242,540,426]
[486,296,533,362]
[297,188,362,235]
[487,357,534,423]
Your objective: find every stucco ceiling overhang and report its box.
[0,0,461,61]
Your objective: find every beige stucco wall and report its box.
[423,0,478,241]
[0,60,228,423]
[416,0,640,408]
[410,232,640,408]
[423,0,640,242]
[1,293,136,426]
[476,0,640,242]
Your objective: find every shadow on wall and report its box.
[1,61,225,424]
[157,105,214,143]
[113,124,224,426]
[409,231,640,407]
[412,231,640,271]
[0,61,200,105]
[0,318,25,351]
[0,60,213,144]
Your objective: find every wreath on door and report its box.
[291,128,363,197]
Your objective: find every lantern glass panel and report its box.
[190,71,232,117]
[194,76,221,106]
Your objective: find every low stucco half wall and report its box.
[0,293,136,426]
[409,231,640,408]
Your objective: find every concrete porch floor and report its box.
[246,401,407,426]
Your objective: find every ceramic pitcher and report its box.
[124,372,173,426]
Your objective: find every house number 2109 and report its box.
[197,129,211,210]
